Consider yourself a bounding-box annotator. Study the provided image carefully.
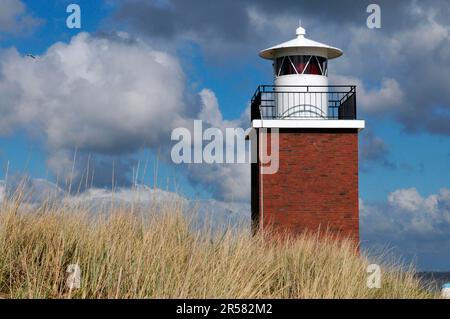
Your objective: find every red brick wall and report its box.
[254,128,360,242]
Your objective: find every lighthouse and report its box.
[250,25,365,242]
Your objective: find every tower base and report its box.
[251,125,362,243]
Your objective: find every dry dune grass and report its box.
[0,192,438,299]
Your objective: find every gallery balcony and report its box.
[250,85,357,121]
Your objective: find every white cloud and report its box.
[333,6,450,134]
[0,32,186,152]
[186,89,251,202]
[186,163,250,202]
[362,187,450,237]
[0,33,251,202]
[246,6,296,40]
[1,179,250,231]
[359,79,404,114]
[330,74,404,115]
[0,0,42,34]
[361,187,450,269]
[388,188,438,214]
[198,88,248,129]
[62,184,249,223]
[197,89,224,128]
[63,184,186,206]
[0,32,188,184]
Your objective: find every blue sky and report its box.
[0,0,449,270]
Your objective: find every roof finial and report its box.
[296,19,306,38]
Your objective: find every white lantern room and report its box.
[259,24,343,119]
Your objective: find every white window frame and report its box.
[315,56,324,75]
[288,56,299,75]
[300,56,312,75]
[277,57,285,77]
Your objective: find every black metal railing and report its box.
[250,85,357,120]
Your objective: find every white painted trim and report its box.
[252,119,365,131]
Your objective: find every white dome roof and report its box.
[259,26,343,60]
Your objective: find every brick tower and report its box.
[250,25,365,242]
